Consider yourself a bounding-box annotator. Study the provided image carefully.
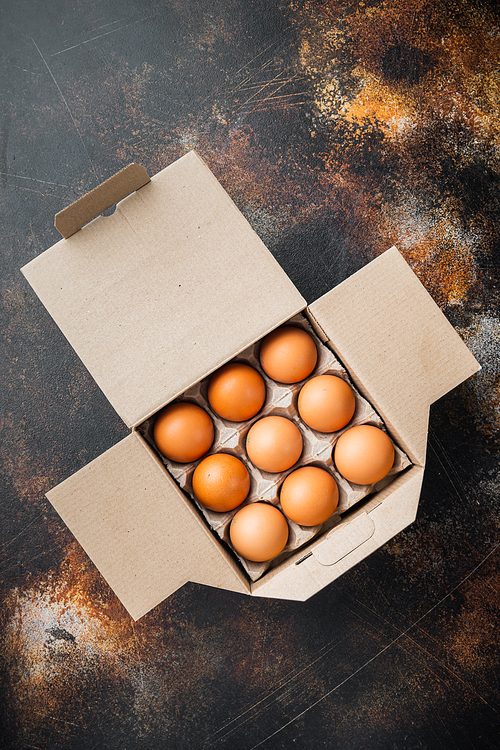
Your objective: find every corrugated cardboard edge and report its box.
[313,511,375,566]
[42,245,481,614]
[27,165,481,616]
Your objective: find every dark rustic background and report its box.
[1,1,499,748]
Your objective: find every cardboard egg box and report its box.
[139,312,411,582]
[21,151,480,621]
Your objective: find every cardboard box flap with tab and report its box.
[47,431,249,621]
[21,151,305,428]
[308,247,480,466]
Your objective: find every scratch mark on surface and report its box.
[208,632,349,743]
[198,32,295,107]
[80,18,124,35]
[58,18,123,46]
[236,80,307,93]
[237,101,307,116]
[0,517,39,551]
[1,546,61,575]
[50,16,155,57]
[260,621,268,689]
[243,91,309,104]
[406,631,499,715]
[231,34,292,79]
[31,37,98,182]
[208,541,500,748]
[7,185,66,198]
[0,171,69,188]
[231,71,299,115]
[241,100,307,114]
[33,711,81,728]
[428,427,472,507]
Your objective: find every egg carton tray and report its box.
[139,313,411,582]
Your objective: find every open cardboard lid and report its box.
[309,247,481,466]
[47,432,249,620]
[21,152,305,427]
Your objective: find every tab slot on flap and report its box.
[55,163,151,239]
[312,512,375,566]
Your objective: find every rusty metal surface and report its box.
[1,1,499,748]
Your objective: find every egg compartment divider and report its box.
[138,313,411,582]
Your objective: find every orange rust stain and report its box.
[410,241,476,307]
[341,74,416,139]
[376,203,478,306]
[3,543,151,737]
[284,0,498,306]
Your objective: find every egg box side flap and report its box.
[251,465,424,601]
[46,432,249,621]
[308,247,480,466]
[21,151,305,428]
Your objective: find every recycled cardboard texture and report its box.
[47,432,249,621]
[309,247,480,467]
[21,152,305,427]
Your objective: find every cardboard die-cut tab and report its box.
[251,465,425,601]
[312,512,375,566]
[21,149,482,619]
[55,163,151,238]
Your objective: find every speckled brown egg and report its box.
[192,453,250,512]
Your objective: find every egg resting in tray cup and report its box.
[208,362,266,422]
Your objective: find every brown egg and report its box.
[298,375,356,432]
[208,362,266,422]
[334,425,395,485]
[259,326,317,383]
[229,502,289,562]
[153,402,214,463]
[192,453,250,512]
[246,416,303,473]
[280,466,339,526]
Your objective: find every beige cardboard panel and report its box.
[47,432,249,620]
[22,151,305,427]
[251,466,423,600]
[309,247,480,466]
